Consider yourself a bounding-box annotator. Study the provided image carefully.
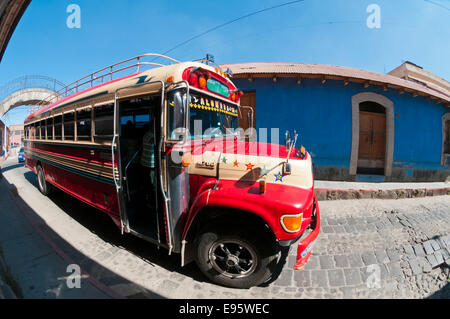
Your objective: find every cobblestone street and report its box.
[1,159,449,299]
[279,198,450,299]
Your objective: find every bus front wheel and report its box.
[195,224,280,289]
[36,165,53,196]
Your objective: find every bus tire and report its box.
[195,224,279,289]
[36,165,53,196]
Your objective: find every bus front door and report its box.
[117,96,162,243]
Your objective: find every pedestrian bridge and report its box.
[0,75,65,118]
[0,88,58,118]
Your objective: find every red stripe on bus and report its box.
[27,146,115,167]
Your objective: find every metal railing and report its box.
[0,75,66,101]
[37,53,181,108]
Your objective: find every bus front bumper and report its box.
[294,194,321,271]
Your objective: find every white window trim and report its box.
[441,113,450,166]
[350,92,395,177]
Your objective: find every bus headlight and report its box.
[280,213,303,233]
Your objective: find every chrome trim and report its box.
[114,80,165,237]
[181,240,187,267]
[124,149,140,201]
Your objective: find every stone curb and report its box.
[315,187,450,201]
[0,254,17,299]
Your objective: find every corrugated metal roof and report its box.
[220,62,450,104]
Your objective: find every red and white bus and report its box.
[24,53,320,288]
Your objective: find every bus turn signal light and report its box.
[181,152,192,167]
[280,213,303,233]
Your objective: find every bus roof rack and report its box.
[37,53,180,108]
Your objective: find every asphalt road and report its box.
[0,156,449,299]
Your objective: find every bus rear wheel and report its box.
[36,165,53,196]
[195,225,280,289]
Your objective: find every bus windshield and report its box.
[168,90,239,140]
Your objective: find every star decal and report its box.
[246,163,255,171]
[233,160,239,167]
[274,172,284,183]
[260,165,270,176]
[222,156,228,164]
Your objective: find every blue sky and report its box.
[1,0,449,125]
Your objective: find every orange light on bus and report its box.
[259,180,266,194]
[280,213,303,233]
[199,76,207,89]
[181,152,192,167]
[167,76,174,83]
[231,90,243,103]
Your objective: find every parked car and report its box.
[18,147,25,163]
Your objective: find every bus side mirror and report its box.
[282,162,291,175]
[285,131,291,149]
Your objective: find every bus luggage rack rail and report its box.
[36,53,180,108]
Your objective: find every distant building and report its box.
[0,120,9,158]
[9,124,24,147]
[222,61,450,182]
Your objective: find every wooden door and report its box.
[358,111,386,169]
[446,120,450,154]
[239,92,256,130]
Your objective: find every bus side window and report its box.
[29,125,35,140]
[47,118,54,140]
[40,120,46,139]
[94,104,114,138]
[34,122,40,139]
[54,115,62,140]
[77,108,92,141]
[64,112,75,141]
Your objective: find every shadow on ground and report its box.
[427,281,450,299]
[3,170,166,299]
[23,171,213,285]
[22,168,288,290]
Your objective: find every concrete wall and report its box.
[0,120,9,158]
[233,77,450,182]
[9,124,24,147]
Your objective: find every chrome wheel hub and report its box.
[209,239,257,279]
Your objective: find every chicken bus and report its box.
[23,53,320,288]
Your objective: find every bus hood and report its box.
[181,139,314,190]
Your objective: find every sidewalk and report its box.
[315,180,450,201]
[0,161,112,299]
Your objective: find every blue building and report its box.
[222,62,450,182]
